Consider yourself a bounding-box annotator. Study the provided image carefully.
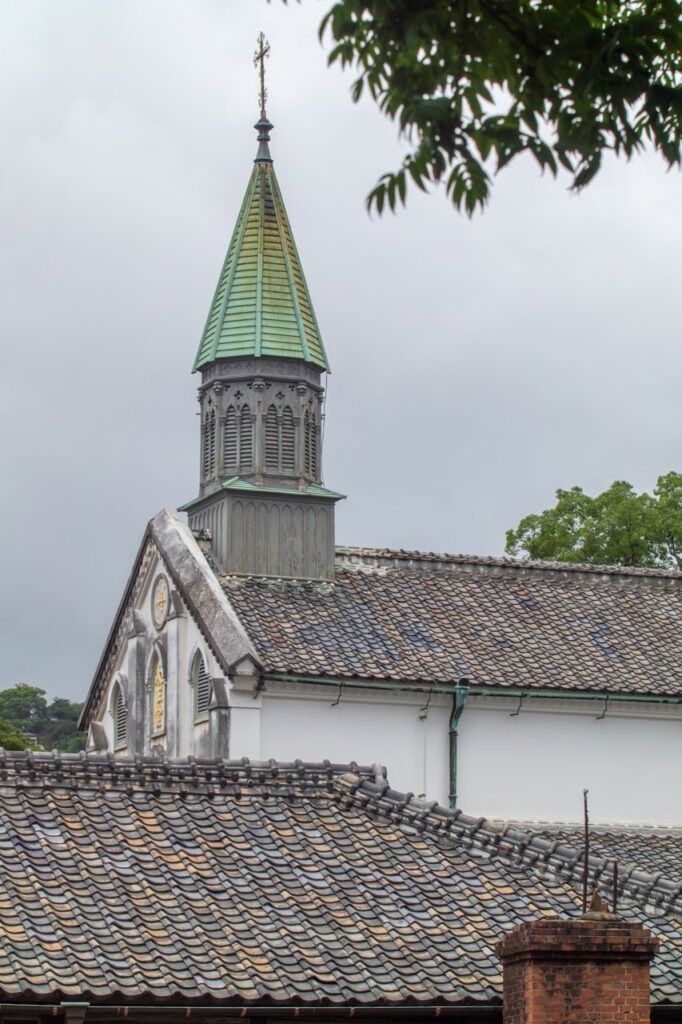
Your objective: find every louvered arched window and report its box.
[113,681,127,750]
[239,405,253,468]
[203,414,211,476]
[224,406,237,470]
[304,410,317,479]
[191,650,211,722]
[208,409,216,477]
[281,407,295,473]
[265,405,279,471]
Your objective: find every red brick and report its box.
[496,913,658,1023]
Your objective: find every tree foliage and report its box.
[319,0,682,213]
[0,685,85,752]
[0,718,39,752]
[505,472,682,568]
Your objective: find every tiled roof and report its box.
[192,126,329,373]
[220,547,682,696]
[0,752,679,1007]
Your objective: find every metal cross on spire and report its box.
[254,32,270,119]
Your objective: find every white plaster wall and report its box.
[258,689,450,800]
[457,697,682,825]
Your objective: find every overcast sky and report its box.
[2,1,682,703]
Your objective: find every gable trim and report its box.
[79,510,261,731]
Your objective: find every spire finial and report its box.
[253,34,274,164]
[254,32,270,120]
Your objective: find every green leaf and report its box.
[308,0,682,213]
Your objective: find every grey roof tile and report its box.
[0,752,675,1007]
[221,549,682,696]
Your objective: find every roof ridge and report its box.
[0,751,382,795]
[335,776,682,918]
[335,546,682,582]
[496,818,682,836]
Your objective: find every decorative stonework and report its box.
[93,540,156,720]
[151,574,170,630]
[200,358,322,389]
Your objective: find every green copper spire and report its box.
[192,118,330,373]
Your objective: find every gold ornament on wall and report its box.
[152,659,165,734]
[151,574,170,631]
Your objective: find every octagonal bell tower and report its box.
[180,111,343,580]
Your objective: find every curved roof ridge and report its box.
[334,775,682,918]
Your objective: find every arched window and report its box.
[203,414,211,476]
[112,681,127,750]
[281,407,295,473]
[224,406,237,470]
[265,405,279,471]
[239,405,253,468]
[208,409,216,477]
[149,653,166,737]
[191,650,211,722]
[304,410,317,478]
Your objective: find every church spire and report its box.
[192,74,329,373]
[181,48,342,582]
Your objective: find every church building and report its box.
[80,106,682,828]
[4,50,682,1022]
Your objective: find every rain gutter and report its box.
[264,673,461,697]
[265,674,682,706]
[466,687,682,706]
[0,1004,503,1022]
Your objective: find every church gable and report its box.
[81,510,259,757]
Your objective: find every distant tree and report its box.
[505,473,682,569]
[0,718,38,751]
[0,685,85,752]
[0,684,47,729]
[39,697,86,752]
[317,0,682,213]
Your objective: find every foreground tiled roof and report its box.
[220,547,682,696]
[0,752,679,1007]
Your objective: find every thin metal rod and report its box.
[613,860,618,913]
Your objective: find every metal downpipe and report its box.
[449,679,470,810]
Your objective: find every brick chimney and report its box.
[496,900,658,1023]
